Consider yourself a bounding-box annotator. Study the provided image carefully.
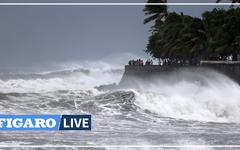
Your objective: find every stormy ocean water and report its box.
[0,60,240,150]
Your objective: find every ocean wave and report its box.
[133,70,240,123]
[0,68,123,93]
[1,59,240,124]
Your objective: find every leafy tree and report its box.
[145,12,207,60]
[143,0,167,24]
[202,8,240,59]
[145,8,240,61]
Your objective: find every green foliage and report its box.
[145,8,240,60]
[203,8,240,57]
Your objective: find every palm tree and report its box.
[143,0,168,24]
[145,12,208,60]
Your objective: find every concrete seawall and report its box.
[201,61,240,83]
[119,61,240,87]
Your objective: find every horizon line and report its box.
[0,3,239,6]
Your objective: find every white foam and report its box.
[134,70,240,123]
[0,62,123,93]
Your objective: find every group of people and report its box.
[209,54,236,61]
[128,57,199,66]
[128,59,144,66]
[128,59,154,66]
[128,54,238,66]
[145,59,153,65]
[158,57,198,66]
[219,54,233,61]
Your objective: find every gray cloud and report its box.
[0,0,228,72]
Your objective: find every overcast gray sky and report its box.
[0,0,227,72]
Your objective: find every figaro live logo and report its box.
[0,115,91,130]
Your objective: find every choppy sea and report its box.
[0,61,240,150]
